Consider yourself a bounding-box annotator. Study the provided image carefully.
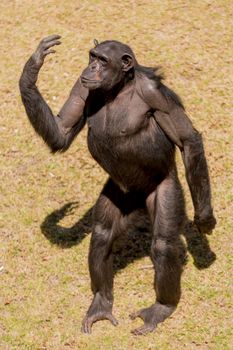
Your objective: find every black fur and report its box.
[19,37,216,335]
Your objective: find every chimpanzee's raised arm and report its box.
[139,77,216,234]
[19,35,88,153]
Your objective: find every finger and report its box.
[206,229,213,235]
[43,34,61,43]
[43,49,56,56]
[196,225,202,234]
[43,40,61,50]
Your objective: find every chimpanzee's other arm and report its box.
[19,35,88,153]
[140,79,216,233]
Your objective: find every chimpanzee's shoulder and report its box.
[135,72,161,106]
[135,72,184,110]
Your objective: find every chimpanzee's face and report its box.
[80,42,133,91]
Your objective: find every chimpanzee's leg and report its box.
[82,179,127,334]
[130,174,186,335]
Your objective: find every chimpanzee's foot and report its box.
[81,293,118,334]
[82,312,118,334]
[129,302,176,336]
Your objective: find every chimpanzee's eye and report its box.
[99,56,108,65]
[89,52,96,61]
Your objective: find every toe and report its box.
[107,314,119,326]
[129,311,140,320]
[131,324,155,336]
[131,326,146,336]
[81,318,92,334]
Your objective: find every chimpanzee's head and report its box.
[80,40,137,91]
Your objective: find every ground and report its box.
[0,0,232,349]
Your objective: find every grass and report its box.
[0,0,233,349]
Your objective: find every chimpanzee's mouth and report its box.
[81,77,101,84]
[81,77,104,90]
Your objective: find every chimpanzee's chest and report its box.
[86,87,151,139]
[85,86,174,187]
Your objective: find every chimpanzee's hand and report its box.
[194,212,216,234]
[31,35,61,69]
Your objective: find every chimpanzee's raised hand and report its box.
[31,35,61,69]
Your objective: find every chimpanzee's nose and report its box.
[90,61,101,72]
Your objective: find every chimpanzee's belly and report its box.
[87,114,175,193]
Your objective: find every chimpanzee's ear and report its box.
[93,39,99,47]
[121,54,134,71]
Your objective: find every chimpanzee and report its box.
[19,35,216,335]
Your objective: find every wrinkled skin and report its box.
[19,36,216,335]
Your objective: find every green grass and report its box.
[0,0,233,349]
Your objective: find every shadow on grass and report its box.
[40,202,92,248]
[41,202,216,271]
[183,220,216,269]
[40,202,152,272]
